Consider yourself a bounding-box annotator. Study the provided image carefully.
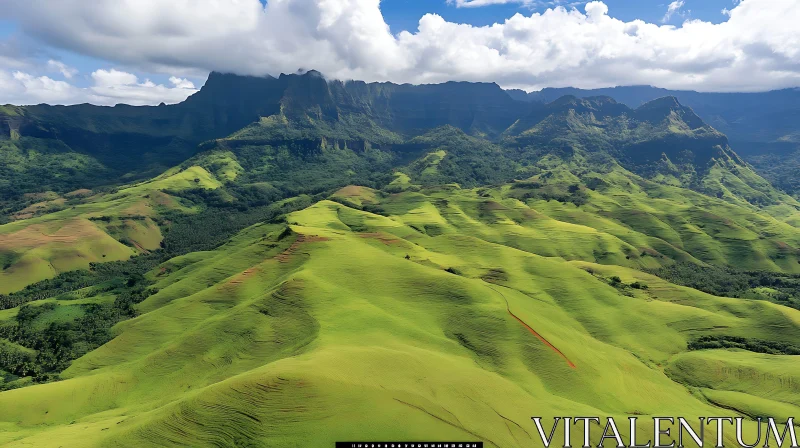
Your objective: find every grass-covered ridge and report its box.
[0,178,798,445]
[0,164,227,294]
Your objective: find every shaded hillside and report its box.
[0,71,531,203]
[512,85,800,148]
[3,71,794,213]
[500,95,783,207]
[508,85,800,196]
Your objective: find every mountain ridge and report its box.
[1,71,796,216]
[507,85,800,188]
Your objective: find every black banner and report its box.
[336,443,483,448]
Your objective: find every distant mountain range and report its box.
[507,85,800,151]
[507,86,800,195]
[1,71,799,207]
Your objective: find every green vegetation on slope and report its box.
[0,138,111,202]
[688,335,800,355]
[745,145,800,198]
[649,262,800,310]
[0,181,797,445]
[0,165,227,294]
[0,191,319,386]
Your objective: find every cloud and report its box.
[448,0,578,8]
[722,0,742,16]
[46,60,78,78]
[448,0,535,8]
[2,71,79,104]
[86,69,199,105]
[0,68,198,106]
[169,76,195,89]
[662,0,685,23]
[0,0,798,100]
[91,68,139,86]
[0,36,43,71]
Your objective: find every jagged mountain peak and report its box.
[636,95,682,110]
[544,95,627,115]
[634,95,708,129]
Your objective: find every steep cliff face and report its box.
[4,71,532,174]
[0,72,777,209]
[0,107,25,140]
[515,85,800,154]
[335,80,530,136]
[194,71,532,138]
[0,116,9,140]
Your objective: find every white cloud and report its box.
[0,68,198,106]
[448,0,581,8]
[46,59,78,78]
[169,76,195,89]
[5,71,79,104]
[662,1,685,23]
[0,0,798,102]
[91,68,138,86]
[722,0,741,16]
[85,69,199,105]
[448,0,536,8]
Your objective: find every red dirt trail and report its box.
[489,285,576,369]
[276,234,330,263]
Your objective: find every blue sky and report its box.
[379,0,734,33]
[4,0,736,83]
[0,0,796,105]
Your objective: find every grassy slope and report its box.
[0,185,798,446]
[390,165,800,273]
[0,137,112,198]
[0,166,221,294]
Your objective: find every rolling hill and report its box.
[1,183,799,446]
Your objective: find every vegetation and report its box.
[688,335,800,355]
[0,289,150,384]
[0,187,797,446]
[649,262,800,310]
[0,188,320,385]
[745,147,800,197]
[5,71,795,213]
[0,138,112,202]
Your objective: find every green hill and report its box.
[1,184,799,446]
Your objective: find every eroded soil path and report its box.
[488,285,576,369]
